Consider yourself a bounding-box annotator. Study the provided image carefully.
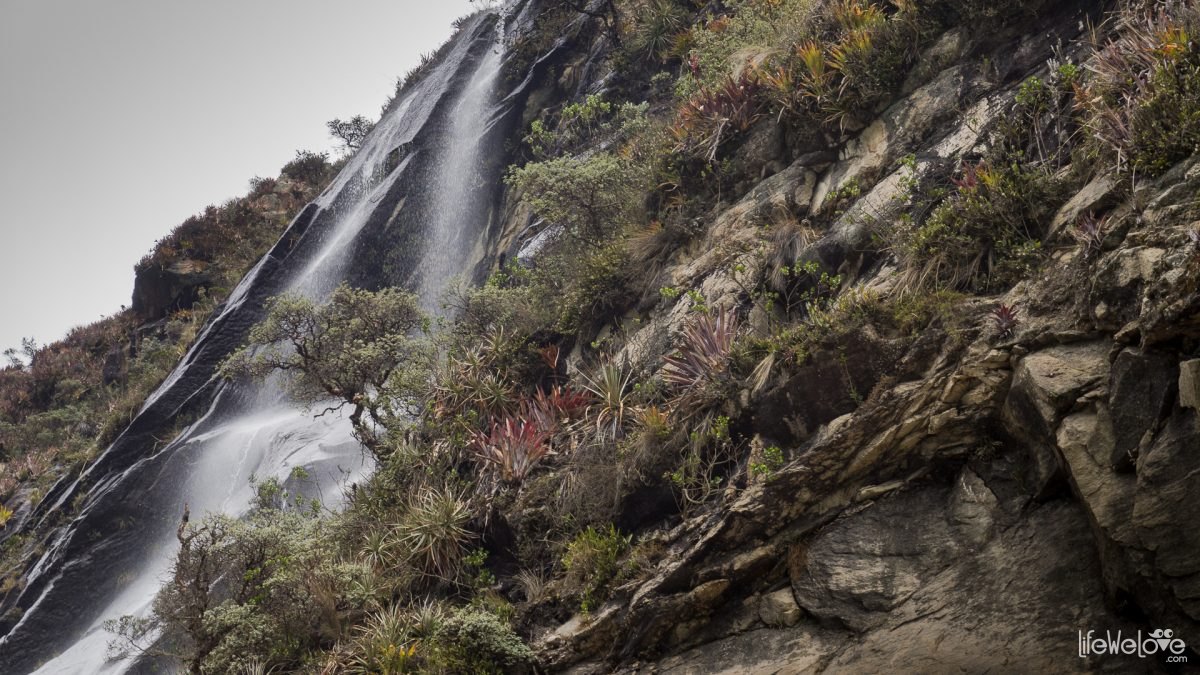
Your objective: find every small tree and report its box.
[108,486,346,674]
[326,115,375,153]
[222,283,432,456]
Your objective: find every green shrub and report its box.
[887,160,1058,292]
[113,507,347,674]
[1129,43,1200,174]
[280,149,333,184]
[524,94,649,161]
[678,0,822,94]
[432,606,534,673]
[879,288,967,335]
[750,444,785,479]
[562,524,632,612]
[737,286,879,396]
[507,154,652,247]
[553,242,635,333]
[446,269,549,342]
[756,0,924,133]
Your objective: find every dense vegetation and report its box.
[4,0,1199,672]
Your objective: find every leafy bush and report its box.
[432,606,534,673]
[553,242,637,333]
[755,0,924,133]
[738,285,879,397]
[887,159,1059,292]
[679,0,823,93]
[750,444,785,480]
[507,154,652,247]
[280,149,334,185]
[116,506,346,674]
[562,524,632,612]
[666,414,735,512]
[524,95,649,161]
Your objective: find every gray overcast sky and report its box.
[0,0,476,355]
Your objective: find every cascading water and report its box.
[0,2,562,672]
[417,25,506,312]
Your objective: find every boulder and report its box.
[788,480,968,632]
[758,588,802,628]
[1179,359,1200,410]
[1049,173,1120,240]
[1134,408,1200,624]
[1107,349,1177,470]
[1004,342,1109,438]
[131,258,216,319]
[1057,409,1137,540]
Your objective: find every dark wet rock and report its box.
[131,258,216,319]
[1108,349,1178,470]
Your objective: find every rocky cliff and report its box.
[502,1,1200,672]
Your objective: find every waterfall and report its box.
[417,22,506,313]
[0,3,553,671]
